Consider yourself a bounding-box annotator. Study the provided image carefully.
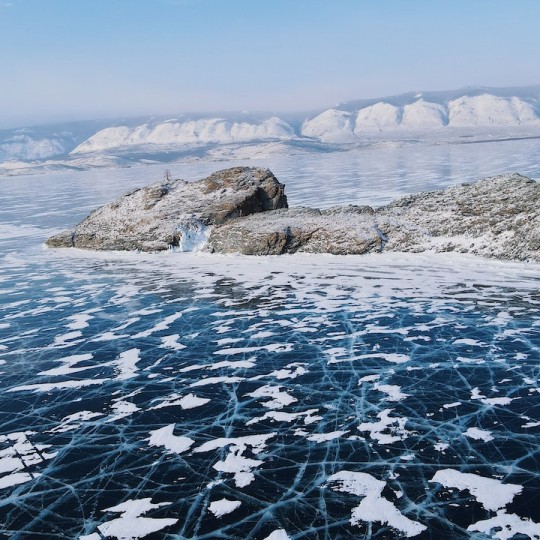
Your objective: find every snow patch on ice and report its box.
[147,424,194,454]
[245,385,297,409]
[328,470,426,537]
[149,392,210,410]
[465,427,494,442]
[208,498,241,518]
[262,530,291,540]
[358,409,410,444]
[79,498,177,540]
[467,510,540,539]
[307,430,349,443]
[429,469,522,511]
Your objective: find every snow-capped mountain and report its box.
[301,87,540,142]
[1,85,539,174]
[71,115,295,154]
[0,119,113,162]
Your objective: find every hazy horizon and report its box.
[2,0,540,129]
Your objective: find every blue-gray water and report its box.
[1,139,540,539]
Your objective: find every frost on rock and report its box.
[46,167,287,252]
[47,169,540,262]
[207,172,540,262]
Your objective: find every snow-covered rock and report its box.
[207,206,383,256]
[46,167,287,251]
[48,168,540,262]
[208,173,540,261]
[378,172,540,261]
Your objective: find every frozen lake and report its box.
[1,139,540,539]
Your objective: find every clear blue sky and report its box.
[1,0,539,128]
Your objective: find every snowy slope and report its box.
[447,95,538,126]
[2,85,540,173]
[0,120,112,162]
[300,109,356,143]
[0,134,69,161]
[71,116,295,154]
[400,100,447,129]
[302,86,540,140]
[354,102,401,133]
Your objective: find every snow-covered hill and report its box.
[0,120,113,163]
[71,116,295,154]
[1,85,540,174]
[302,87,540,142]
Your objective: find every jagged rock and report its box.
[46,167,287,251]
[47,169,540,262]
[206,173,539,261]
[376,173,540,261]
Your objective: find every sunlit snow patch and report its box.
[79,498,177,539]
[429,469,522,511]
[0,432,56,490]
[208,498,241,518]
[147,424,194,454]
[327,470,426,537]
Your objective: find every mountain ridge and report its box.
[2,85,540,171]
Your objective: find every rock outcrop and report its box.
[378,174,540,261]
[206,206,385,255]
[207,173,539,261]
[47,169,540,262]
[46,167,287,251]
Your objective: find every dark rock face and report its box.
[47,169,540,262]
[206,206,384,255]
[46,167,287,251]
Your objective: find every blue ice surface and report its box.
[0,142,540,539]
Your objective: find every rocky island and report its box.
[46,167,540,262]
